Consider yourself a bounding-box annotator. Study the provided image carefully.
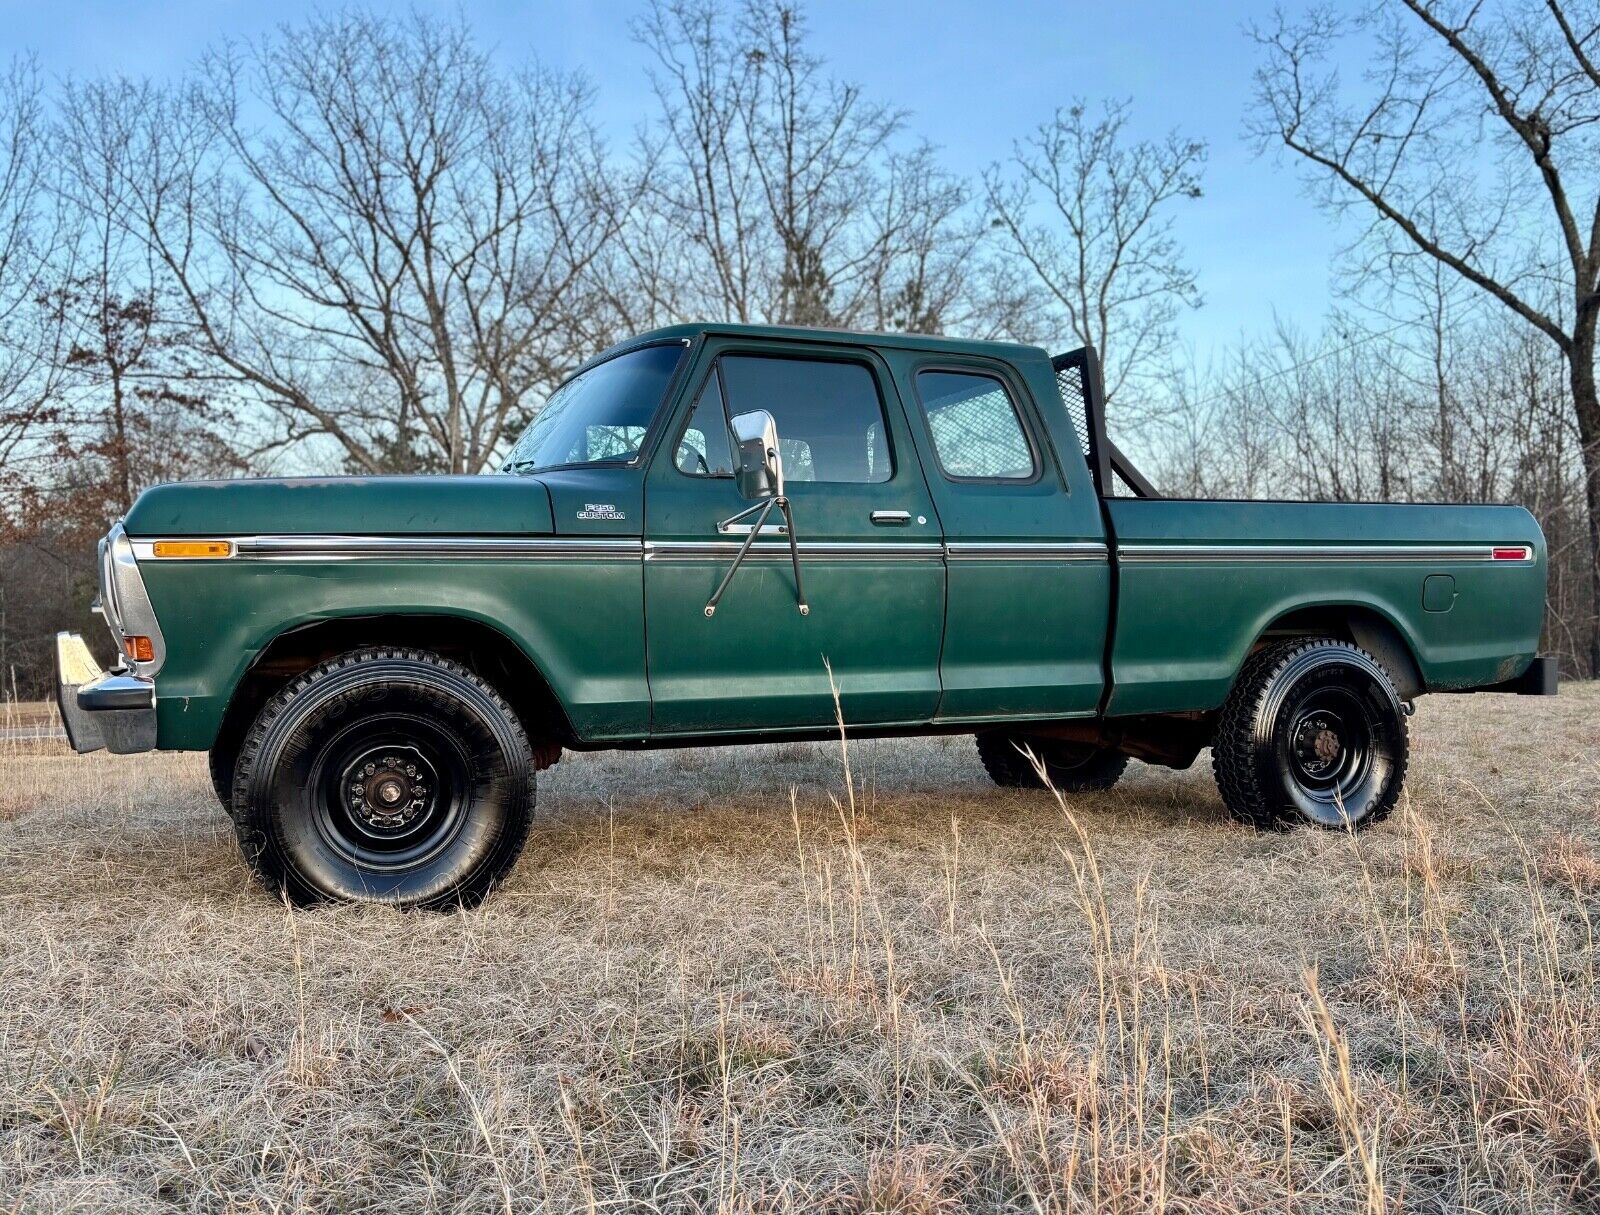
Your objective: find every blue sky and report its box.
[4,0,1364,360]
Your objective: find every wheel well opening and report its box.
[212,616,575,761]
[1255,605,1423,700]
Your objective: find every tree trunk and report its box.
[110,367,133,515]
[1571,304,1600,676]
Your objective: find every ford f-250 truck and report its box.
[56,324,1556,908]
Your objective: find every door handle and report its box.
[871,510,912,526]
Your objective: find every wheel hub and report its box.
[1292,713,1344,779]
[343,748,435,832]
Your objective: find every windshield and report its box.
[501,343,686,474]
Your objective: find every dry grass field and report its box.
[2,688,1598,1213]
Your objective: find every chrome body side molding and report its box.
[134,534,1113,564]
[1117,543,1534,564]
[132,535,647,561]
[237,535,644,561]
[647,540,945,563]
[130,534,1535,567]
[944,542,1108,562]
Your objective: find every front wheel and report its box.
[1212,637,1409,831]
[208,745,236,810]
[231,647,535,908]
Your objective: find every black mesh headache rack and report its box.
[1051,346,1158,498]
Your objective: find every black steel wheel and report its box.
[231,647,534,908]
[1213,637,1408,831]
[976,731,1129,792]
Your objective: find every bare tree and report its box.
[633,0,981,333]
[68,11,626,475]
[49,78,246,515]
[631,0,764,323]
[0,57,68,490]
[985,100,1206,403]
[863,145,987,334]
[1252,0,1600,668]
[1150,305,1591,669]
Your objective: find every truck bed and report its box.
[1104,498,1547,717]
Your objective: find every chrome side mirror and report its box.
[706,410,808,618]
[729,409,783,500]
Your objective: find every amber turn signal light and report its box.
[151,540,232,558]
[123,635,155,662]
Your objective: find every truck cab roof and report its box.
[590,322,1048,370]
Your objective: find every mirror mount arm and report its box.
[704,495,809,618]
[713,498,772,534]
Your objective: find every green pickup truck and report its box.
[57,324,1555,907]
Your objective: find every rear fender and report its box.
[1258,602,1424,701]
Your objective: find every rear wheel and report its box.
[1212,637,1408,831]
[231,647,535,908]
[976,731,1128,792]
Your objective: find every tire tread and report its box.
[1212,636,1408,831]
[976,732,1129,792]
[230,646,535,907]
[208,746,235,811]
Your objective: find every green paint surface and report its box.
[123,323,1548,751]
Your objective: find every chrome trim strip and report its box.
[150,534,1523,566]
[132,535,1532,567]
[646,540,945,563]
[945,542,1108,562]
[137,534,1123,564]
[1117,543,1534,564]
[226,536,645,561]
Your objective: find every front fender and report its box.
[141,555,648,750]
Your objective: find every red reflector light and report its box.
[123,635,154,662]
[1492,546,1530,561]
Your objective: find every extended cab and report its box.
[56,325,1555,907]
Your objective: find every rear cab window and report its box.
[914,369,1037,481]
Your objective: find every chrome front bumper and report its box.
[55,632,157,754]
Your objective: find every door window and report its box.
[718,355,893,484]
[915,369,1036,481]
[675,368,736,476]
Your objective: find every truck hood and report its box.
[123,475,555,537]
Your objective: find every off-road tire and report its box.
[231,647,535,909]
[976,731,1129,792]
[208,746,236,810]
[1212,637,1408,832]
